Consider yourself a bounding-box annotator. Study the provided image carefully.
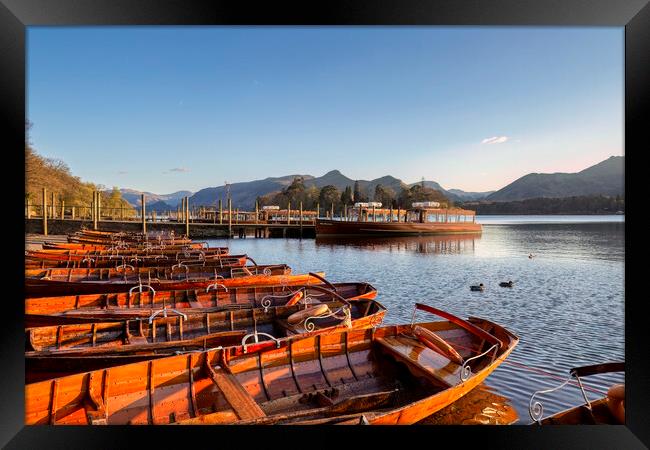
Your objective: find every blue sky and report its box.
[27,27,623,194]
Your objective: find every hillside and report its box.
[486,156,624,202]
[190,171,409,209]
[410,181,492,202]
[119,189,193,207]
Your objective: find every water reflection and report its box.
[315,234,480,255]
[418,383,519,425]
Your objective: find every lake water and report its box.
[205,215,625,424]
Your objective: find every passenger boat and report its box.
[24,303,518,425]
[529,362,625,425]
[315,202,481,237]
[25,280,378,326]
[25,265,324,297]
[26,296,386,383]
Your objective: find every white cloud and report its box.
[168,167,190,173]
[481,136,510,145]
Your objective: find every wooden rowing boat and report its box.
[24,303,517,425]
[25,265,324,297]
[25,247,230,262]
[43,242,210,251]
[25,253,250,269]
[529,362,625,425]
[26,297,386,383]
[25,281,378,326]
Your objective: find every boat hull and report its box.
[315,219,482,237]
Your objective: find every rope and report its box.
[449,340,608,397]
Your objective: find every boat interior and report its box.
[25,318,514,425]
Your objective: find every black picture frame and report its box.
[1,0,646,447]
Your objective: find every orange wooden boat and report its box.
[25,280,378,326]
[25,253,250,270]
[26,296,386,383]
[529,362,625,425]
[316,203,481,237]
[25,265,323,297]
[25,247,230,262]
[43,241,210,251]
[24,303,517,425]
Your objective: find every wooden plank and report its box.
[203,356,266,420]
[375,336,458,387]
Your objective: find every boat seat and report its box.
[274,318,309,336]
[376,335,463,388]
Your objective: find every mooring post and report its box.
[331,203,334,220]
[141,194,146,234]
[255,201,259,224]
[42,187,48,236]
[287,201,291,225]
[316,202,319,219]
[372,204,376,222]
[219,199,223,225]
[93,191,98,230]
[397,206,401,223]
[299,201,303,237]
[97,192,101,223]
[72,206,75,220]
[185,196,190,238]
[227,198,232,237]
[26,197,31,219]
[61,200,65,220]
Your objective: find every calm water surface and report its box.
[205,216,624,424]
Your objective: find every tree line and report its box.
[459,195,625,215]
[25,121,135,216]
[256,177,450,211]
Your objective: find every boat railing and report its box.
[241,330,281,353]
[148,306,188,324]
[459,343,499,381]
[260,288,306,312]
[528,362,624,424]
[128,283,156,299]
[303,305,352,332]
[206,282,228,293]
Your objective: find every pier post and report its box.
[219,199,223,225]
[185,196,190,238]
[42,187,48,236]
[287,201,291,225]
[344,204,347,221]
[372,204,376,222]
[316,202,319,219]
[51,191,55,219]
[397,206,401,223]
[93,191,98,230]
[26,197,31,219]
[331,203,334,220]
[141,194,146,234]
[61,200,65,219]
[228,198,232,237]
[255,201,259,224]
[97,193,101,223]
[299,201,303,238]
[72,206,75,220]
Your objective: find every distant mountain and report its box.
[485,156,624,202]
[447,189,495,201]
[409,181,493,202]
[119,189,193,207]
[146,200,173,213]
[190,171,410,209]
